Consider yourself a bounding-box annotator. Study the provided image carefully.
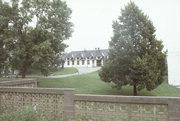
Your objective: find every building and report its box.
[61,49,108,67]
[168,52,180,87]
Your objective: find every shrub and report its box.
[0,107,40,121]
[0,107,84,121]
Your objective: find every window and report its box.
[82,60,84,65]
[87,60,90,65]
[77,61,79,65]
[67,61,70,65]
[72,60,74,65]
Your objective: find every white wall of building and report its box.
[64,57,105,68]
[168,52,180,86]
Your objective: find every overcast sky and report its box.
[64,0,180,53]
[3,0,180,53]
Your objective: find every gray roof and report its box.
[61,49,108,60]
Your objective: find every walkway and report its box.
[47,67,101,78]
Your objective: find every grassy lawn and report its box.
[50,67,78,75]
[38,71,180,97]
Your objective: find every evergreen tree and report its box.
[99,2,167,96]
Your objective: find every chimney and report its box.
[98,48,100,51]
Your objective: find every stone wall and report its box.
[0,87,74,120]
[75,95,168,121]
[0,79,37,87]
[0,87,180,121]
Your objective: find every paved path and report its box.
[47,67,101,78]
[76,67,101,74]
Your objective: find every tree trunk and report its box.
[21,67,27,78]
[61,61,64,69]
[22,72,26,78]
[133,85,137,96]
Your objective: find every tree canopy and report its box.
[99,2,167,96]
[0,0,73,77]
[0,1,14,77]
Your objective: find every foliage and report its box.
[0,106,83,121]
[0,1,15,77]
[0,107,42,121]
[0,0,73,78]
[99,2,167,95]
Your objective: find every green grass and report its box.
[50,67,78,75]
[38,71,180,97]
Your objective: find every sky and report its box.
[2,0,180,53]
[64,0,180,53]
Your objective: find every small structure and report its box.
[168,52,180,87]
[60,49,108,67]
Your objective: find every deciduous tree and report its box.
[0,1,15,76]
[0,0,73,77]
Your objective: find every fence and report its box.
[0,87,180,121]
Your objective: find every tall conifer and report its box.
[99,2,167,96]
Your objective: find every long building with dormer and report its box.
[61,49,108,67]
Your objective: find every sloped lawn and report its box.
[38,71,180,97]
